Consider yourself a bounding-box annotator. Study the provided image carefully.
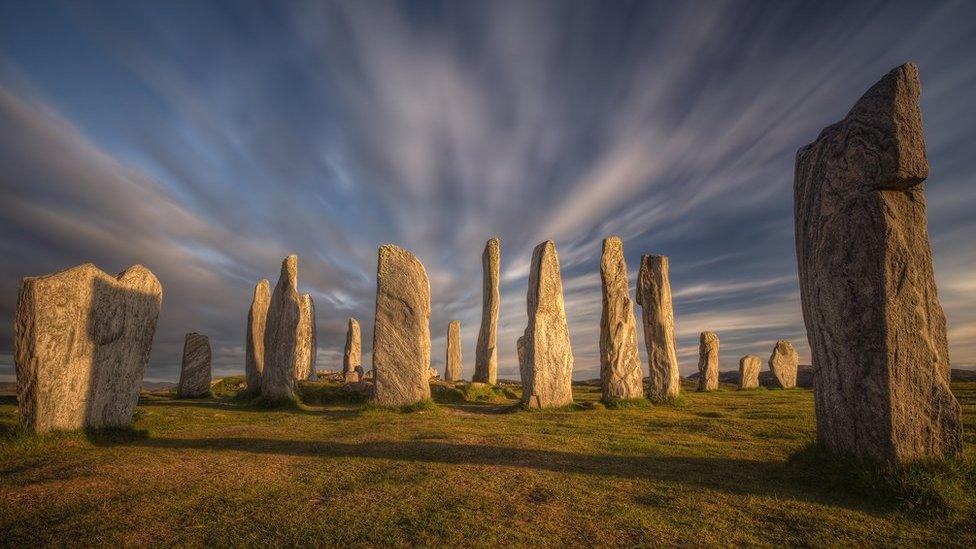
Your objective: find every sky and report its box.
[1,0,975,383]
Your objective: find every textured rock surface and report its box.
[474,237,500,384]
[445,320,463,382]
[696,332,719,392]
[178,333,211,398]
[295,293,316,381]
[795,62,961,463]
[636,255,681,401]
[599,236,644,402]
[738,355,761,390]
[244,279,270,397]
[262,255,301,400]
[372,245,432,406]
[13,263,162,432]
[343,318,361,383]
[767,340,798,389]
[518,241,574,409]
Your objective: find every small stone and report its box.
[263,255,301,400]
[295,293,317,381]
[599,236,644,402]
[474,237,500,384]
[343,318,362,383]
[767,340,798,389]
[244,279,270,397]
[636,254,681,401]
[178,333,211,398]
[738,355,761,390]
[518,241,574,409]
[696,332,719,392]
[445,320,463,382]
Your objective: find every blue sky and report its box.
[1,0,975,382]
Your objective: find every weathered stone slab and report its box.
[474,237,500,384]
[795,62,961,463]
[767,340,798,389]
[636,254,680,402]
[372,245,432,406]
[13,263,162,433]
[599,236,644,402]
[343,317,361,383]
[178,332,211,398]
[738,355,761,390]
[244,279,270,397]
[518,241,574,409]
[295,293,316,381]
[696,331,719,392]
[262,255,301,400]
[445,320,463,382]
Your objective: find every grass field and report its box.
[2,379,975,547]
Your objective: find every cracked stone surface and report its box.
[599,236,644,402]
[636,254,680,402]
[178,332,211,398]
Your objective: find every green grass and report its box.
[1,382,975,546]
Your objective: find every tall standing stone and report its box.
[445,320,463,382]
[13,263,162,433]
[474,237,500,384]
[767,340,798,389]
[599,236,644,402]
[263,255,301,401]
[372,245,432,406]
[636,254,681,402]
[696,331,719,392]
[795,62,962,463]
[343,317,362,382]
[178,332,211,398]
[738,355,761,390]
[518,241,574,409]
[244,279,270,397]
[295,293,317,381]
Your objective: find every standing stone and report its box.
[636,255,681,402]
[738,355,761,390]
[178,333,211,398]
[518,241,574,409]
[599,236,644,402]
[295,293,317,381]
[696,331,719,392]
[372,245,432,406]
[244,279,270,397]
[13,263,162,433]
[263,255,301,401]
[795,62,962,463]
[445,320,463,382]
[767,340,798,389]
[343,318,362,383]
[474,237,500,384]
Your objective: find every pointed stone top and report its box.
[449,319,461,329]
[603,235,623,253]
[378,244,427,278]
[254,278,270,295]
[487,236,500,246]
[700,331,718,343]
[348,317,359,327]
[280,255,298,286]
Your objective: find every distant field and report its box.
[1,380,974,547]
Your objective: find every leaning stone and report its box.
[343,317,361,383]
[445,320,463,382]
[636,254,681,401]
[372,245,432,406]
[518,241,574,409]
[599,236,644,402]
[262,255,301,401]
[178,333,211,398]
[244,279,270,397]
[795,63,963,464]
[295,293,317,381]
[738,355,761,390]
[767,340,798,389]
[696,332,719,392]
[474,237,500,384]
[13,263,162,433]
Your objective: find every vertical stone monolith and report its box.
[795,62,962,463]
[178,332,211,398]
[767,340,798,389]
[263,255,301,401]
[474,237,500,384]
[696,331,719,392]
[518,240,574,409]
[636,254,681,402]
[445,320,463,382]
[343,317,361,383]
[738,355,761,390]
[244,279,270,397]
[295,293,316,381]
[13,263,162,433]
[599,236,644,402]
[372,245,432,406]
